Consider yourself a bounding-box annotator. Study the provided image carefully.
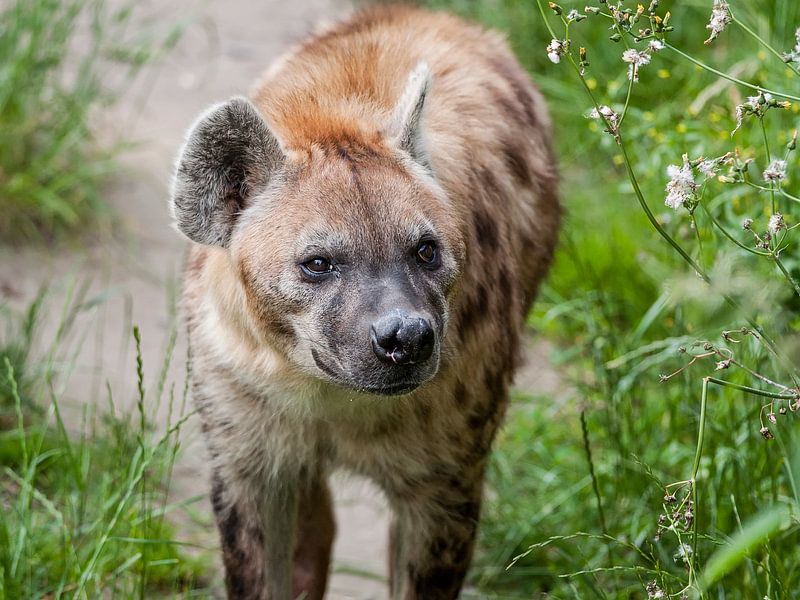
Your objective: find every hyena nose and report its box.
[371,314,434,365]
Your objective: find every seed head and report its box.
[705,0,731,45]
[783,27,800,63]
[664,155,696,210]
[646,580,666,599]
[768,213,785,235]
[566,9,586,22]
[698,159,718,178]
[763,159,787,183]
[674,543,693,564]
[546,39,567,64]
[622,48,651,82]
[588,104,620,139]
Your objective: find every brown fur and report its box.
[175,5,560,599]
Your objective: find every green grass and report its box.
[419,0,800,597]
[0,290,208,599]
[3,0,800,598]
[0,0,181,242]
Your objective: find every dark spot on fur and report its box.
[472,206,498,248]
[458,283,489,334]
[431,536,448,555]
[475,284,488,313]
[454,499,480,523]
[487,55,540,129]
[479,167,503,200]
[501,140,532,187]
[414,400,432,421]
[210,472,225,513]
[412,565,460,596]
[210,475,265,599]
[498,268,512,301]
[219,504,241,560]
[453,380,466,402]
[467,412,484,431]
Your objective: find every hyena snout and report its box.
[370,313,435,365]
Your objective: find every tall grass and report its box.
[0,289,208,599]
[0,0,180,242]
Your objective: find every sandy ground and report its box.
[0,1,560,597]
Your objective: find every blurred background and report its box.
[1,0,799,598]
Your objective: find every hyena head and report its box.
[172,64,464,395]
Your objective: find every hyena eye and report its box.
[300,257,334,278]
[416,240,440,269]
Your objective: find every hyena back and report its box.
[171,5,560,599]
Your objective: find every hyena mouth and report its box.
[310,348,424,396]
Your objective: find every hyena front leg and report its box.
[210,469,298,600]
[291,476,336,600]
[388,475,484,600]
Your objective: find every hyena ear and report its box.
[171,97,285,247]
[387,62,432,172]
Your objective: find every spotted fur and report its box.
[173,5,560,599]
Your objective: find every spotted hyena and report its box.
[171,5,559,599]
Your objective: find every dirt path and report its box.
[0,2,560,598]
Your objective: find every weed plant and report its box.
[423,0,800,597]
[0,289,207,599]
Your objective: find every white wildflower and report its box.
[698,160,718,178]
[588,104,620,136]
[664,155,696,210]
[763,159,787,182]
[646,581,665,599]
[747,93,772,110]
[588,105,615,119]
[674,543,693,564]
[649,39,665,52]
[783,27,800,63]
[547,39,566,64]
[705,0,731,45]
[732,104,746,135]
[566,9,582,22]
[622,48,651,82]
[768,213,785,235]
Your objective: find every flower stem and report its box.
[699,202,770,256]
[689,377,709,589]
[706,377,799,399]
[773,255,800,298]
[759,117,777,215]
[665,43,800,103]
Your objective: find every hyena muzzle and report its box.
[171,5,560,600]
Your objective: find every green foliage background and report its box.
[2,0,800,598]
[416,0,800,597]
